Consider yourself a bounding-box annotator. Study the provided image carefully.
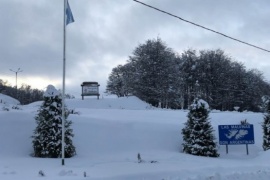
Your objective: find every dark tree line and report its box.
[106,38,270,111]
[0,79,44,105]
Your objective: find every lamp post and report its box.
[10,68,23,99]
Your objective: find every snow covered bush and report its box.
[240,119,249,125]
[38,170,45,177]
[181,98,219,157]
[12,105,21,110]
[69,108,80,115]
[262,102,270,151]
[2,106,9,111]
[32,85,76,158]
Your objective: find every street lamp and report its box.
[10,68,23,98]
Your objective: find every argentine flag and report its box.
[66,0,74,25]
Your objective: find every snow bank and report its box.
[0,96,270,180]
[66,96,154,110]
[0,93,20,105]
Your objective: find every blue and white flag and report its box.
[66,0,74,25]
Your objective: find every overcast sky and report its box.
[1,0,270,97]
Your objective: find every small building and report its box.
[81,82,100,100]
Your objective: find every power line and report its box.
[132,0,270,53]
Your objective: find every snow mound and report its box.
[0,93,20,105]
[66,96,154,110]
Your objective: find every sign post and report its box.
[218,124,254,155]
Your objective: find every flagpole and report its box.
[62,0,67,166]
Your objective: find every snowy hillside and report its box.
[0,93,20,106]
[67,96,154,110]
[26,96,154,110]
[0,95,270,179]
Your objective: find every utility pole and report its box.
[10,68,23,99]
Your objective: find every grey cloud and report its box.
[1,0,270,97]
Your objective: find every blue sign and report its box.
[218,125,255,145]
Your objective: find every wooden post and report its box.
[81,83,84,100]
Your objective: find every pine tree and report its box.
[181,98,219,157]
[262,102,270,151]
[32,85,76,158]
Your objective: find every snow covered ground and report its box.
[0,93,20,106]
[1,94,270,180]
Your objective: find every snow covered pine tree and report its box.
[262,102,270,151]
[182,98,219,157]
[32,85,76,158]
